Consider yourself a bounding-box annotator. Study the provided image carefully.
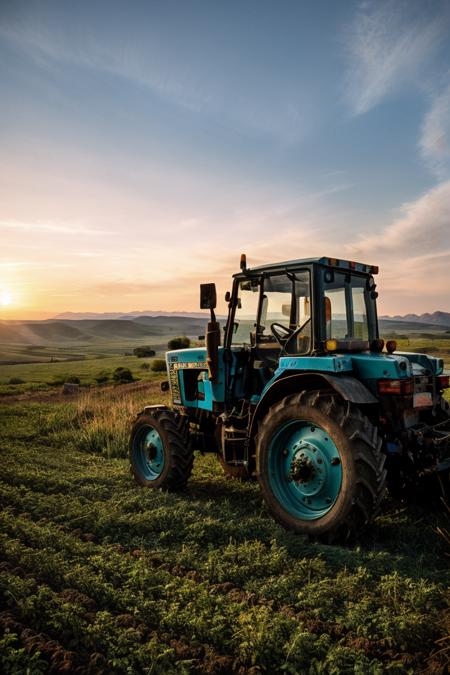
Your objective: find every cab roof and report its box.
[233,256,378,278]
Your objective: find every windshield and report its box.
[323,270,370,341]
[231,278,260,345]
[261,272,311,354]
[231,271,311,354]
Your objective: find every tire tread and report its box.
[256,390,386,541]
[130,408,193,491]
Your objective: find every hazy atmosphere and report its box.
[1,0,450,317]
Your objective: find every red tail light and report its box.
[378,378,414,395]
[438,375,449,389]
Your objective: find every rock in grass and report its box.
[62,382,80,395]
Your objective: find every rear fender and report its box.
[249,372,378,441]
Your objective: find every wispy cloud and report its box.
[347,179,450,256]
[0,260,72,269]
[0,21,202,113]
[0,219,112,236]
[0,14,309,143]
[343,1,448,115]
[420,81,450,179]
[344,180,450,309]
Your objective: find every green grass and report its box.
[0,392,448,673]
[0,355,166,395]
[0,340,171,365]
[393,337,450,359]
[1,336,448,398]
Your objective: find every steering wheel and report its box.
[270,318,312,350]
[270,322,295,346]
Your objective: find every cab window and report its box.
[231,279,260,345]
[324,271,369,340]
[260,272,311,355]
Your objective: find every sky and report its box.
[1,0,450,319]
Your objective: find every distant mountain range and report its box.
[53,311,209,320]
[380,311,450,328]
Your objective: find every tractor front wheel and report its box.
[256,390,386,541]
[129,408,193,490]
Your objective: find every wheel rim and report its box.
[267,420,342,520]
[133,425,165,481]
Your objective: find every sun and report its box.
[1,290,12,307]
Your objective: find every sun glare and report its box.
[1,290,12,307]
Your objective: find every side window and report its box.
[324,286,347,338]
[352,287,369,339]
[231,279,260,345]
[324,271,370,340]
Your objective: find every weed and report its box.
[151,359,167,372]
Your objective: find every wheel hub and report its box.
[268,421,343,520]
[133,425,165,481]
[289,454,316,483]
[146,442,158,461]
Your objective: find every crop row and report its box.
[1,400,449,672]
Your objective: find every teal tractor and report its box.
[130,255,450,540]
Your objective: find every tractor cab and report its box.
[225,255,379,364]
[197,256,381,406]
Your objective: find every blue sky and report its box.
[1,0,450,317]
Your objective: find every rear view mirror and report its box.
[200,283,217,310]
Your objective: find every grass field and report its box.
[0,382,449,674]
[0,335,448,395]
[394,338,450,362]
[0,341,170,365]
[0,352,169,396]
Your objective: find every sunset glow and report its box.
[1,1,450,319]
[0,290,12,307]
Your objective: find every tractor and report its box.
[129,255,450,540]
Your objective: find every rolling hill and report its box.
[53,310,209,320]
[378,318,450,332]
[0,316,207,346]
[1,313,449,349]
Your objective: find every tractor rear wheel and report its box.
[256,390,386,541]
[129,407,193,490]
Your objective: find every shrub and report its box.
[168,336,190,350]
[47,374,80,386]
[133,346,156,357]
[46,373,75,387]
[65,376,80,384]
[140,362,150,370]
[113,367,134,384]
[94,370,110,384]
[8,377,25,385]
[47,377,64,386]
[151,359,167,372]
